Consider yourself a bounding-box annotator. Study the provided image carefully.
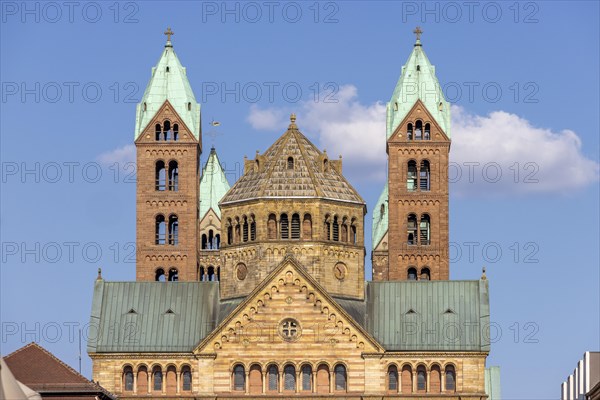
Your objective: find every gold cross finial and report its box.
[413,26,423,41]
[164,27,174,42]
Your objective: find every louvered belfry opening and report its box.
[280,214,289,239]
[291,213,300,239]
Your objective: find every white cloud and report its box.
[97,144,136,165]
[247,85,387,181]
[450,106,599,196]
[247,86,599,195]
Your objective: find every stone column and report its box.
[262,371,267,394]
[133,371,137,394]
[330,370,335,393]
[245,371,249,394]
[412,371,417,393]
[147,373,151,394]
[176,370,180,394]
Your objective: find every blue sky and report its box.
[1,1,599,398]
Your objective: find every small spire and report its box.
[164,27,174,47]
[288,113,297,129]
[96,268,103,281]
[481,266,487,281]
[210,146,216,154]
[413,26,423,46]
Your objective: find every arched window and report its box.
[123,366,134,391]
[324,159,329,172]
[267,365,278,392]
[407,214,417,245]
[215,233,221,249]
[166,366,177,395]
[407,123,414,140]
[420,267,430,281]
[168,215,179,245]
[380,203,385,217]
[199,266,205,281]
[408,267,417,281]
[168,161,178,191]
[387,365,398,392]
[187,102,191,111]
[324,215,331,241]
[420,214,430,245]
[217,267,221,281]
[415,120,423,140]
[168,268,178,281]
[201,234,207,250]
[417,365,427,391]
[137,366,148,393]
[250,215,256,241]
[227,223,233,245]
[249,364,262,394]
[233,364,245,391]
[155,215,166,245]
[303,214,312,239]
[173,123,179,141]
[424,123,431,140]
[156,161,166,191]
[284,365,296,392]
[242,216,249,242]
[152,366,163,392]
[445,365,456,391]
[316,364,330,394]
[334,364,346,392]
[208,230,214,250]
[287,156,294,170]
[181,366,192,391]
[332,216,340,241]
[163,120,171,141]
[407,160,417,191]
[341,218,348,242]
[351,219,357,244]
[234,219,240,243]
[401,365,413,393]
[291,213,300,239]
[155,124,161,141]
[419,160,430,191]
[268,214,277,240]
[207,266,215,281]
[430,364,441,392]
[280,214,289,239]
[155,268,165,282]
[301,365,312,391]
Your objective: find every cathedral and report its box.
[87,29,501,398]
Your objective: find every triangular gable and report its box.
[195,256,383,354]
[388,99,451,144]
[135,100,199,144]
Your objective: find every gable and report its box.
[388,99,451,144]
[195,257,382,356]
[135,100,199,145]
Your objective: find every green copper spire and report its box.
[134,30,201,139]
[372,183,388,250]
[199,147,230,220]
[386,28,450,138]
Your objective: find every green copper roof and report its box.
[365,279,490,351]
[371,183,388,250]
[134,40,201,139]
[87,280,231,353]
[199,147,231,220]
[386,38,450,138]
[485,366,502,399]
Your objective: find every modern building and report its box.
[87,28,501,398]
[561,352,600,400]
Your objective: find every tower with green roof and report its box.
[372,27,451,281]
[134,29,203,282]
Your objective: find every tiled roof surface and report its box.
[3,343,115,398]
[220,117,364,205]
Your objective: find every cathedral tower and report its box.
[372,28,451,281]
[134,30,202,281]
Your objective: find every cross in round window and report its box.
[279,318,301,341]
